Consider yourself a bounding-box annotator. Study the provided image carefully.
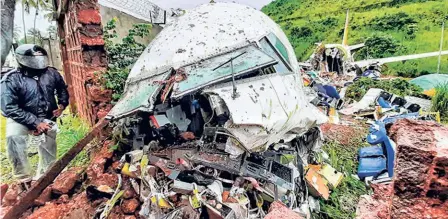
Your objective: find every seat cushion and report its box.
[359,146,384,158]
[357,157,387,179]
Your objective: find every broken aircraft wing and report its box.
[354,50,448,68]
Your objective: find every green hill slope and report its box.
[262,0,448,77]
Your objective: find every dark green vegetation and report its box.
[346,77,424,101]
[262,0,448,77]
[101,18,152,101]
[431,83,448,121]
[0,114,89,184]
[315,129,370,219]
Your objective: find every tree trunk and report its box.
[22,1,27,44]
[33,9,38,44]
[1,0,16,67]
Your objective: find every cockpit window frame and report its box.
[257,33,293,74]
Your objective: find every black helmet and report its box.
[15,44,49,70]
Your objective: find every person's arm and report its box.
[1,77,42,129]
[54,70,69,109]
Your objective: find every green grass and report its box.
[0,111,90,184]
[314,127,371,219]
[431,82,448,122]
[262,0,448,77]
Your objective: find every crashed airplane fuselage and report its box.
[107,2,326,155]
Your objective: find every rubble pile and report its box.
[1,126,342,219]
[320,121,367,146]
[356,119,448,219]
[98,124,325,219]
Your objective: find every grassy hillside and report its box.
[262,0,448,77]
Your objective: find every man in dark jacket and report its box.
[1,44,69,182]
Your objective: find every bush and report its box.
[363,34,401,58]
[291,26,313,38]
[431,83,448,121]
[370,12,417,30]
[101,18,152,101]
[346,77,424,101]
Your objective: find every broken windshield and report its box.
[259,36,292,74]
[171,45,277,98]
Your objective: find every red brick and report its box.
[34,186,53,206]
[121,199,140,214]
[52,169,81,195]
[80,35,104,46]
[265,201,304,219]
[87,85,112,102]
[77,9,101,24]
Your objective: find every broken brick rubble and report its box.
[265,201,305,219]
[52,169,81,195]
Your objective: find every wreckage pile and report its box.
[1,127,342,219]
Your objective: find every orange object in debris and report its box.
[307,164,322,172]
[305,168,330,200]
[222,191,230,202]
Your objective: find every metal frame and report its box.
[256,33,294,72]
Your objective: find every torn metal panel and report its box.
[107,71,171,120]
[171,45,277,98]
[204,74,327,151]
[404,96,432,111]
[340,88,383,116]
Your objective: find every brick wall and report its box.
[58,0,111,125]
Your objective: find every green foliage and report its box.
[101,18,152,101]
[431,83,448,121]
[262,0,448,77]
[363,34,401,58]
[314,132,370,219]
[291,26,313,38]
[346,77,424,101]
[370,12,416,31]
[56,115,90,168]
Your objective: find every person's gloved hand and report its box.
[35,122,51,134]
[53,104,65,118]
